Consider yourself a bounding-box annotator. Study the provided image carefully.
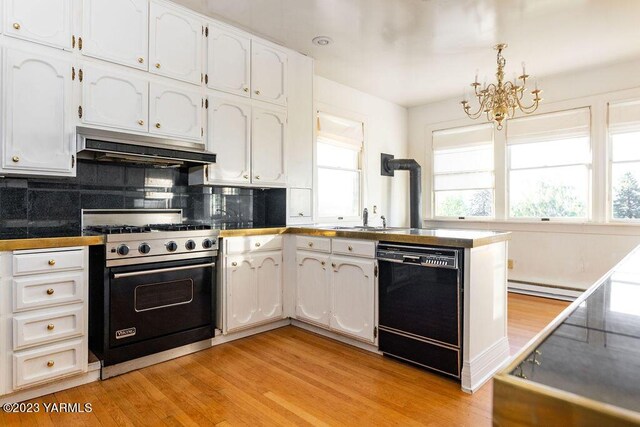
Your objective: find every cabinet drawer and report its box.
[13,304,84,351]
[13,339,85,389]
[296,236,331,253]
[225,235,283,254]
[13,271,84,312]
[13,249,84,276]
[332,239,376,258]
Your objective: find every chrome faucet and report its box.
[363,208,368,227]
[381,215,386,228]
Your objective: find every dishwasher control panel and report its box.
[376,243,459,269]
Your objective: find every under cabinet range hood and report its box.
[76,127,216,168]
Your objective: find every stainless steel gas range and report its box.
[83,210,219,376]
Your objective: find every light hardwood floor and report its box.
[1,293,569,426]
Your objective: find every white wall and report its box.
[315,76,410,227]
[408,57,640,290]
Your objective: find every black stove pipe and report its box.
[381,154,422,229]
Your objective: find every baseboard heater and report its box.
[508,280,582,301]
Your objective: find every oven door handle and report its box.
[112,262,216,279]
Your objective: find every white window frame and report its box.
[315,106,366,224]
[505,107,593,223]
[431,123,495,220]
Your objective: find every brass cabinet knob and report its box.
[46,288,55,295]
[321,261,325,266]
[138,119,144,126]
[243,174,249,179]
[47,360,55,368]
[308,242,313,247]
[255,242,261,247]
[331,263,336,268]
[348,246,353,251]
[13,23,20,30]
[138,57,144,63]
[255,175,260,180]
[299,212,304,216]
[48,259,56,266]
[155,63,161,69]
[243,87,249,93]
[47,324,55,331]
[231,261,237,267]
[254,90,261,95]
[12,156,19,163]
[155,123,161,129]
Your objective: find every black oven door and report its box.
[108,257,215,349]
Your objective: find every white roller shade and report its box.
[609,99,640,134]
[432,123,493,151]
[317,112,363,149]
[507,107,590,144]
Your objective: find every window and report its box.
[316,112,363,220]
[609,99,640,220]
[507,108,591,220]
[432,124,494,218]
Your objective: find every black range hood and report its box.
[76,127,216,168]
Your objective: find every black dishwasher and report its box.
[377,243,463,378]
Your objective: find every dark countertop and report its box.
[494,246,640,425]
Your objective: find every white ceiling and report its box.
[174,0,640,107]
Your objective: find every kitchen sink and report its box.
[322,226,410,232]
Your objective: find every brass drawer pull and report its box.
[13,23,20,30]
[155,123,161,129]
[138,119,144,126]
[255,90,261,95]
[243,174,249,179]
[12,156,20,163]
[47,360,55,368]
[348,246,353,251]
[138,57,144,63]
[255,242,261,247]
[331,263,336,268]
[308,242,313,247]
[231,262,237,267]
[48,259,56,266]
[321,261,325,266]
[47,324,55,331]
[243,87,249,93]
[46,288,55,295]
[155,63,161,69]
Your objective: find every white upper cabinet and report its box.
[207,24,251,97]
[81,65,149,133]
[149,1,203,85]
[206,95,251,184]
[4,0,72,50]
[330,256,376,343]
[149,83,202,141]
[251,41,287,106]
[2,46,74,176]
[254,252,283,323]
[81,0,149,70]
[252,106,286,186]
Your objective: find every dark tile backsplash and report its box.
[0,160,286,239]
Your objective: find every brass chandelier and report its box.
[461,43,542,130]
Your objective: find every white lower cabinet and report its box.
[223,236,284,333]
[295,238,377,343]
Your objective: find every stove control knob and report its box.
[202,238,213,249]
[166,241,178,252]
[138,243,151,254]
[185,240,196,250]
[117,244,130,256]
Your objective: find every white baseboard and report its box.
[290,320,379,354]
[212,319,291,345]
[508,281,581,301]
[461,336,510,393]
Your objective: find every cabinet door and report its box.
[286,53,313,188]
[254,252,283,323]
[251,41,287,106]
[252,106,286,186]
[81,0,148,70]
[289,188,312,220]
[295,252,331,327]
[149,83,202,141]
[207,24,250,97]
[2,48,74,175]
[330,256,375,342]
[225,255,257,332]
[4,0,72,50]
[207,95,251,184]
[149,1,202,85]
[81,65,148,132]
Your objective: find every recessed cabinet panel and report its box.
[295,252,331,327]
[207,24,250,97]
[252,106,286,186]
[149,1,202,85]
[2,48,73,175]
[82,0,149,70]
[81,65,149,132]
[330,256,375,343]
[289,188,312,219]
[207,96,251,184]
[254,252,283,323]
[4,0,72,50]
[149,83,202,141]
[226,256,257,332]
[251,41,287,106]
